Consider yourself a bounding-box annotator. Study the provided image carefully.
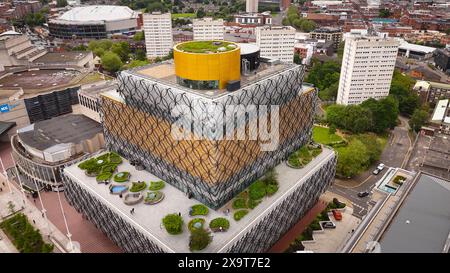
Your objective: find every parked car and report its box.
[332,210,342,221]
[358,191,370,198]
[372,163,385,175]
[321,221,336,229]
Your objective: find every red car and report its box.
[332,210,342,221]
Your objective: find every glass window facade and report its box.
[176,76,219,90]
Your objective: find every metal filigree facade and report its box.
[101,65,318,209]
[61,153,336,253]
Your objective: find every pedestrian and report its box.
[352,229,354,233]
[0,187,2,192]
[33,219,36,224]
[178,212,181,217]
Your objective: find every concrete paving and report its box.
[303,206,360,253]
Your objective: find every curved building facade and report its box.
[173,41,241,89]
[49,5,139,39]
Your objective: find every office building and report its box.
[143,12,173,58]
[193,18,224,41]
[255,25,296,63]
[337,30,399,105]
[310,27,343,50]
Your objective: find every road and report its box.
[329,117,412,219]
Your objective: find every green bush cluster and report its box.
[327,198,346,210]
[190,204,209,216]
[188,218,205,232]
[144,191,163,204]
[232,198,247,209]
[129,181,146,192]
[177,41,234,53]
[209,217,230,231]
[149,180,165,191]
[78,152,122,178]
[233,210,248,221]
[287,145,322,168]
[0,213,54,253]
[162,213,184,235]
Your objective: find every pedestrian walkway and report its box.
[0,178,77,253]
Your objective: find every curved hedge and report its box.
[129,181,146,192]
[149,180,165,191]
[209,217,230,231]
[96,172,112,182]
[233,210,249,221]
[190,204,209,216]
[162,213,184,235]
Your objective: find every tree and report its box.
[293,52,302,64]
[361,96,399,133]
[299,20,316,32]
[111,42,130,62]
[336,139,370,178]
[189,228,212,251]
[133,31,144,41]
[162,213,184,235]
[305,60,341,91]
[196,8,206,18]
[101,52,123,73]
[56,0,68,7]
[147,1,167,13]
[135,49,147,61]
[409,109,428,132]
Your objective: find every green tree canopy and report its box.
[101,52,123,73]
[56,0,68,7]
[111,41,130,62]
[409,109,428,132]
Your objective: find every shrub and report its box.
[393,175,406,185]
[101,164,118,174]
[144,191,163,204]
[162,213,184,235]
[233,210,249,221]
[209,217,230,231]
[96,172,112,182]
[190,204,209,216]
[129,181,146,192]
[247,198,261,209]
[113,172,130,182]
[249,180,266,200]
[188,218,205,232]
[232,198,247,209]
[149,180,165,191]
[266,184,279,196]
[189,228,212,251]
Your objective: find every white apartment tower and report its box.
[246,0,258,13]
[193,18,224,41]
[255,25,296,63]
[143,12,173,58]
[336,30,399,105]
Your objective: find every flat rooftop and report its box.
[0,69,80,93]
[380,173,450,253]
[176,41,237,53]
[127,60,295,100]
[17,114,103,151]
[79,80,117,99]
[63,147,335,253]
[34,52,90,64]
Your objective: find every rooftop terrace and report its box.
[126,60,296,100]
[63,147,335,252]
[175,41,237,54]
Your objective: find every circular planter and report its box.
[188,218,205,232]
[113,172,130,183]
[129,181,146,192]
[123,192,143,205]
[144,191,165,205]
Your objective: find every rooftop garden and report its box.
[209,217,230,232]
[232,169,279,221]
[0,213,54,253]
[177,41,236,53]
[113,172,130,183]
[78,152,123,178]
[287,143,322,169]
[149,180,165,191]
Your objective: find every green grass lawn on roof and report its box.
[177,41,235,53]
